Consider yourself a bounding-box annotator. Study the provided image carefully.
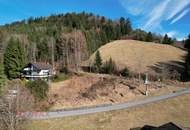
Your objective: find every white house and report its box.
[22,62,53,81]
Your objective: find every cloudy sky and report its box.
[0,0,189,40]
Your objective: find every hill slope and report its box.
[83,40,187,73]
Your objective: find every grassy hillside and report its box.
[84,40,187,74]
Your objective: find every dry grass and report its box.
[48,73,185,110]
[27,93,190,130]
[83,40,186,73]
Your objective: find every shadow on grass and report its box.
[148,60,186,81]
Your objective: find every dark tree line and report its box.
[185,34,190,79]
[1,12,135,58]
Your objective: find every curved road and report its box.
[29,88,190,120]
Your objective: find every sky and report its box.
[0,0,190,40]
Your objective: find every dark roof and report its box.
[29,62,52,70]
[131,122,190,130]
[155,122,183,130]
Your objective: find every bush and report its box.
[102,58,117,74]
[26,79,49,101]
[52,73,69,82]
[94,50,102,73]
[60,66,69,74]
[120,67,129,77]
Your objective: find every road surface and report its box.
[29,88,190,120]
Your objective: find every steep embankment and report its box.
[83,40,187,73]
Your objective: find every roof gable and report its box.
[28,62,52,70]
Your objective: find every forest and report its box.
[0,12,176,80]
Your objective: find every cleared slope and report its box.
[83,40,187,73]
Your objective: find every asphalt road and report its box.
[30,88,190,120]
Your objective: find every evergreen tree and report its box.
[115,24,121,39]
[37,38,49,62]
[162,34,169,44]
[102,57,116,74]
[100,30,108,44]
[94,50,102,72]
[185,34,190,79]
[4,38,27,79]
[145,32,153,42]
[162,34,173,44]
[125,18,132,35]
[102,21,115,41]
[0,64,6,92]
[120,17,126,35]
[184,34,190,49]
[185,49,190,78]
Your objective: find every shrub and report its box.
[60,66,69,74]
[26,79,49,101]
[52,73,69,82]
[102,58,117,74]
[94,50,102,72]
[120,67,129,77]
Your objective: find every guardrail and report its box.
[16,103,112,118]
[52,103,112,112]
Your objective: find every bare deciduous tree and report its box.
[0,80,34,130]
[160,64,170,81]
[58,30,87,72]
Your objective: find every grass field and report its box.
[83,40,186,73]
[27,93,190,130]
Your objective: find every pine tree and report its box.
[125,18,132,35]
[4,38,27,79]
[102,57,116,74]
[37,38,49,62]
[100,30,108,44]
[145,32,153,42]
[162,34,173,44]
[162,34,169,44]
[184,34,190,49]
[185,34,190,79]
[120,17,125,35]
[115,24,121,39]
[185,50,190,78]
[94,50,102,72]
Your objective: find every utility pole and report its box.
[145,73,149,96]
